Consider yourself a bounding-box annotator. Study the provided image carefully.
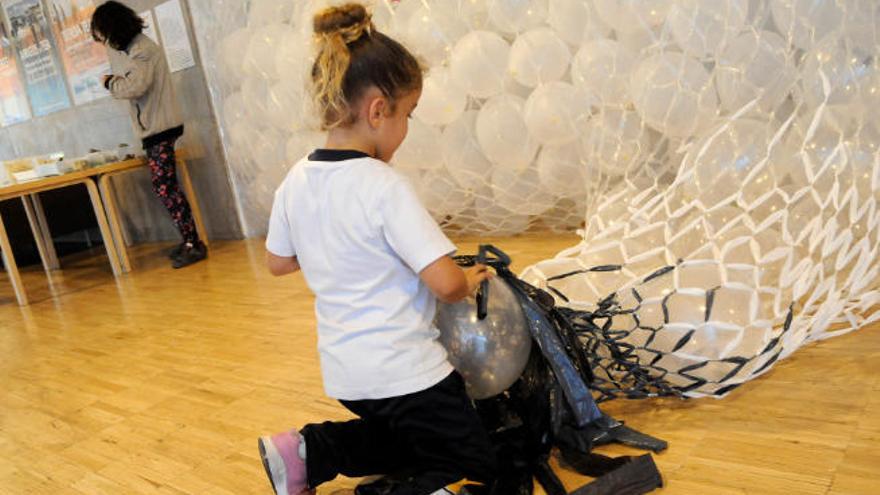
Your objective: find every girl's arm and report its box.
[420,256,489,303]
[267,252,300,276]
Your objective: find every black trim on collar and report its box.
[308,149,372,162]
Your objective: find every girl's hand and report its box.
[464,264,491,295]
[421,258,491,303]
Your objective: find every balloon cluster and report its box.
[210,0,657,235]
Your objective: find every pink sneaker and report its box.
[258,430,312,495]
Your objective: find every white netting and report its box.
[195,0,880,396]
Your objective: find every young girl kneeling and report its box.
[259,4,498,495]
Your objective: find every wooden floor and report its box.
[0,237,878,494]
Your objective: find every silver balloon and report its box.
[436,277,532,399]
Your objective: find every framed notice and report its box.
[155,0,194,72]
[46,0,111,105]
[0,12,30,125]
[2,0,71,116]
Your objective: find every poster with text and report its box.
[3,0,71,116]
[47,0,110,105]
[155,0,194,72]
[0,12,30,125]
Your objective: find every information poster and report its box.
[0,12,30,125]
[155,0,194,73]
[3,0,71,116]
[46,0,110,105]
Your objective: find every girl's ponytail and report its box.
[312,3,373,129]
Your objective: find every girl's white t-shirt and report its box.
[266,150,456,400]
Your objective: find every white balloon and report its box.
[458,0,491,29]
[441,111,495,188]
[508,28,571,87]
[476,94,539,170]
[629,52,718,137]
[523,82,596,145]
[843,0,880,54]
[248,0,294,27]
[414,68,468,127]
[252,127,287,167]
[666,0,749,58]
[616,23,660,55]
[770,0,845,50]
[473,187,531,234]
[571,39,637,106]
[580,106,653,176]
[536,143,586,198]
[392,119,444,172]
[219,28,252,86]
[223,91,248,131]
[800,37,880,129]
[242,77,271,122]
[593,0,672,34]
[275,30,311,89]
[547,0,613,45]
[450,31,511,98]
[419,169,474,220]
[502,73,534,99]
[386,0,423,42]
[228,120,258,152]
[687,119,772,206]
[491,164,556,215]
[244,24,290,80]
[847,127,880,201]
[488,0,548,34]
[406,4,469,66]
[716,30,794,114]
[267,82,306,133]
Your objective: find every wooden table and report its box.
[0,168,121,305]
[0,155,207,305]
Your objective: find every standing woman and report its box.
[91,1,206,268]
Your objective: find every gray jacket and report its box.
[107,33,183,148]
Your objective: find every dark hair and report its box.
[311,3,423,130]
[91,1,145,51]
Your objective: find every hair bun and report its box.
[313,3,370,36]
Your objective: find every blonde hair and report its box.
[311,3,423,130]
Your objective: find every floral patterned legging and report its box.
[145,140,199,245]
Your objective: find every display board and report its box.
[2,0,71,116]
[0,9,30,126]
[46,0,110,105]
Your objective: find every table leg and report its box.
[0,211,28,306]
[98,174,131,273]
[176,158,209,247]
[30,194,60,269]
[22,195,61,273]
[84,180,122,277]
[22,196,52,273]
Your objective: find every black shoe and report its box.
[172,241,207,269]
[167,242,186,260]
